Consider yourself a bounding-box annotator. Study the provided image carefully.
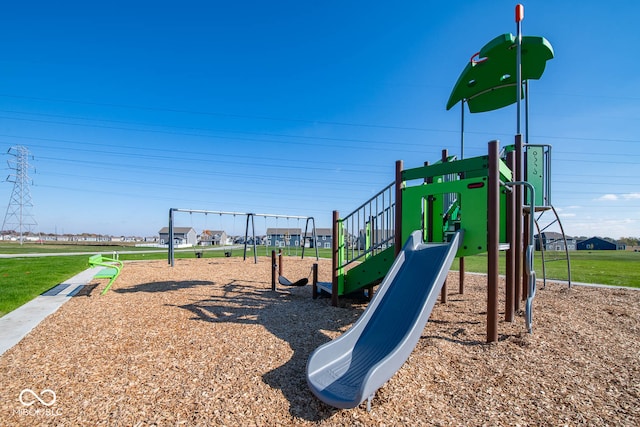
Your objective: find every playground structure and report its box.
[313,5,563,340]
[307,5,569,410]
[319,141,546,335]
[166,209,319,266]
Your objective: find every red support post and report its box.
[425,161,433,242]
[312,263,318,299]
[459,258,465,294]
[440,149,448,304]
[271,250,277,291]
[487,140,500,343]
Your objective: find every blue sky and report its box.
[1,1,638,239]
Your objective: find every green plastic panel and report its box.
[526,145,544,206]
[343,246,396,294]
[500,186,508,244]
[402,156,488,182]
[402,177,489,258]
[447,33,554,113]
[94,267,119,279]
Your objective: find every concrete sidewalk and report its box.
[0,267,102,356]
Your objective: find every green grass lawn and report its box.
[0,247,636,318]
[0,256,88,317]
[453,250,640,288]
[0,242,157,254]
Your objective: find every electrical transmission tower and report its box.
[2,145,38,243]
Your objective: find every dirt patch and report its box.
[1,257,638,425]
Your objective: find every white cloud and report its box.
[561,216,640,239]
[622,193,640,200]
[595,193,640,201]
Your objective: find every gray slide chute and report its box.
[306,230,462,409]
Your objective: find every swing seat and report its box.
[278,275,309,287]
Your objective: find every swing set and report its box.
[167,208,319,267]
[191,211,235,258]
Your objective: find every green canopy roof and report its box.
[446,33,554,113]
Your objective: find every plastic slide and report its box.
[306,230,462,409]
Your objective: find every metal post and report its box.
[523,210,531,299]
[168,208,175,267]
[251,214,257,263]
[312,263,318,299]
[461,100,465,160]
[302,217,319,260]
[487,140,500,343]
[515,5,525,307]
[525,80,530,144]
[395,160,403,255]
[516,4,524,135]
[244,214,250,261]
[271,250,277,291]
[313,218,319,260]
[505,151,516,322]
[515,134,523,308]
[440,150,448,304]
[331,210,339,307]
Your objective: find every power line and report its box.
[0,109,455,148]
[0,133,387,172]
[2,108,640,148]
[0,115,445,155]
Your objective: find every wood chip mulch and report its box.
[1,257,638,426]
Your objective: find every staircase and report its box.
[337,181,397,297]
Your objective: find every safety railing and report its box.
[339,181,395,267]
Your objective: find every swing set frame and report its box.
[167,208,319,266]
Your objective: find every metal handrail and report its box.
[340,181,396,268]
